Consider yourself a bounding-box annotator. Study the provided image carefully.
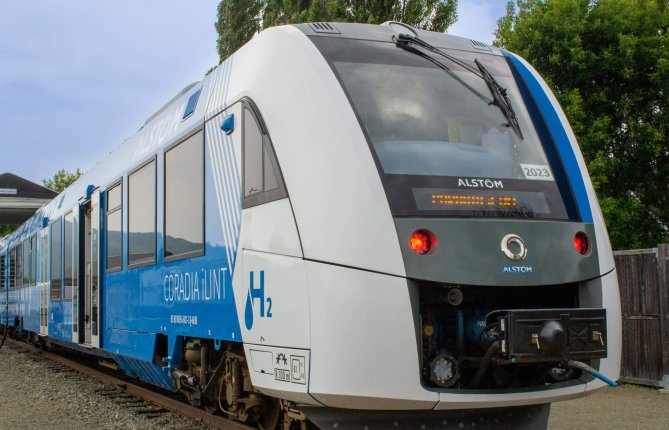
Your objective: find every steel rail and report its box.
[6,338,254,430]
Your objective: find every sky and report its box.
[0,0,508,185]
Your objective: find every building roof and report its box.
[0,172,57,225]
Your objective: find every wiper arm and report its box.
[394,33,523,140]
[475,58,523,139]
[393,33,491,105]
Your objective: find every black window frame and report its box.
[241,99,287,209]
[50,217,63,301]
[163,129,205,263]
[106,179,123,273]
[127,157,157,269]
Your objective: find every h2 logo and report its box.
[244,270,273,330]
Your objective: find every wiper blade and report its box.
[475,58,523,140]
[394,33,523,140]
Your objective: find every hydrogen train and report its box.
[0,22,621,429]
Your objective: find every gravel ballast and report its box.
[2,341,668,429]
[0,343,205,430]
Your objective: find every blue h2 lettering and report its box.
[249,271,265,317]
[244,270,273,331]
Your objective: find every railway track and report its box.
[5,337,255,430]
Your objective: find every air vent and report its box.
[309,22,340,34]
[470,39,492,51]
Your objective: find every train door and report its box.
[80,189,101,348]
[39,228,48,335]
[68,210,80,343]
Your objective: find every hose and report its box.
[567,360,618,387]
[470,341,499,388]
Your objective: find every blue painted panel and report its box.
[504,52,593,222]
[113,353,175,391]
[14,285,41,333]
[106,329,157,359]
[49,300,73,340]
[106,330,174,390]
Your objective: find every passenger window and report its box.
[8,248,16,289]
[106,182,122,272]
[244,109,263,197]
[128,159,156,268]
[16,242,22,289]
[164,131,204,261]
[41,233,48,284]
[22,239,29,287]
[30,235,37,286]
[50,218,62,300]
[242,104,286,208]
[64,212,75,300]
[0,255,4,291]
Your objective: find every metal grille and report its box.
[470,39,492,51]
[308,22,341,34]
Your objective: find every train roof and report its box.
[294,22,503,56]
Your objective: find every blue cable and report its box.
[567,360,618,387]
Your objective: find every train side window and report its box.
[23,236,36,287]
[15,242,22,289]
[0,254,5,291]
[30,235,37,286]
[63,211,75,300]
[128,159,156,268]
[164,131,204,261]
[41,233,48,284]
[50,218,62,301]
[22,238,29,287]
[8,248,16,289]
[242,104,286,208]
[106,181,123,272]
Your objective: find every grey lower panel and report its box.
[302,404,550,430]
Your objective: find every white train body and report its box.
[1,22,621,429]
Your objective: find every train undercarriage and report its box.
[169,338,309,430]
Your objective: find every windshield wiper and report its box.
[393,33,523,140]
[393,33,491,105]
[474,58,523,139]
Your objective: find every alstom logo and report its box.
[501,266,533,274]
[458,178,504,189]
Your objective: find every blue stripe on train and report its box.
[503,51,593,223]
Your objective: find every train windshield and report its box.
[311,36,577,220]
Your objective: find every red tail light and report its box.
[410,230,436,255]
[574,232,590,255]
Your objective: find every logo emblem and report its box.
[501,234,527,261]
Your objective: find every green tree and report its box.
[43,168,83,193]
[495,0,669,249]
[0,224,17,237]
[216,0,264,60]
[216,0,457,63]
